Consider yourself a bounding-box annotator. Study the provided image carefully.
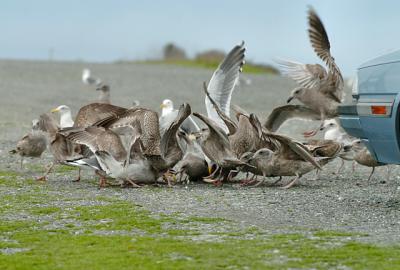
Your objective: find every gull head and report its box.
[160,99,174,114]
[31,119,40,130]
[51,105,71,114]
[320,119,337,131]
[351,139,364,151]
[287,87,305,103]
[96,84,110,92]
[252,148,273,160]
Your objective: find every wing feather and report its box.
[205,42,245,132]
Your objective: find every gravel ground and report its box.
[1,59,400,245]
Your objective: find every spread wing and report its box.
[264,105,321,132]
[308,7,344,100]
[205,42,245,132]
[203,82,237,135]
[276,59,326,89]
[74,103,127,128]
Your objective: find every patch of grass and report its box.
[54,165,78,173]
[1,180,400,269]
[30,206,61,215]
[138,59,279,75]
[313,230,368,238]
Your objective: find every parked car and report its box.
[339,50,400,164]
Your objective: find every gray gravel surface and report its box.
[1,59,400,245]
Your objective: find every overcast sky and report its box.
[1,0,399,75]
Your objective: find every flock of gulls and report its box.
[10,8,386,189]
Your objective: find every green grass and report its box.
[137,59,279,75]
[1,169,400,269]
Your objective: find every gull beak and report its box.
[208,166,213,175]
[160,104,166,109]
[286,96,294,103]
[50,107,59,113]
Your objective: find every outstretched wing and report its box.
[308,7,344,100]
[276,59,326,89]
[205,42,245,132]
[74,103,127,128]
[203,82,237,135]
[264,105,321,132]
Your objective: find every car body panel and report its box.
[339,50,400,164]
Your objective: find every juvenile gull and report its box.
[82,68,102,86]
[35,113,84,181]
[66,126,130,187]
[174,132,208,182]
[10,118,50,168]
[352,140,385,181]
[266,7,343,136]
[193,112,249,185]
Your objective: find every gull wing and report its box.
[308,7,344,100]
[160,103,191,158]
[205,42,245,132]
[203,82,237,135]
[276,59,326,89]
[266,133,322,169]
[264,105,321,132]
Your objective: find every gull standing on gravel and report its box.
[318,119,354,173]
[351,140,383,181]
[265,7,344,137]
[10,118,51,168]
[82,68,102,86]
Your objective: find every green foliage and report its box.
[1,170,400,269]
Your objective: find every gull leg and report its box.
[386,166,391,181]
[282,173,300,189]
[95,170,107,188]
[72,168,81,182]
[20,157,24,170]
[311,169,321,181]
[36,162,54,181]
[272,176,283,185]
[253,173,267,187]
[367,167,375,182]
[240,174,257,186]
[335,159,345,175]
[203,167,222,183]
[125,178,141,188]
[227,169,239,182]
[352,161,356,173]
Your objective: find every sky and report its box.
[1,0,400,76]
